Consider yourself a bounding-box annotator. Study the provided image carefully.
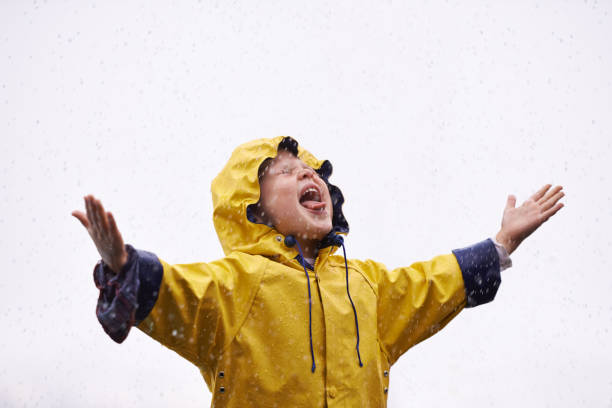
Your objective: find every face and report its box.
[256,150,333,242]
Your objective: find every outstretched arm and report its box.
[71,195,259,367]
[495,184,565,255]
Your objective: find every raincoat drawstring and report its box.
[330,235,364,367]
[285,234,363,372]
[286,235,316,373]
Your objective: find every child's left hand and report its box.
[495,184,565,255]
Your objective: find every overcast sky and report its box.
[1,1,611,407]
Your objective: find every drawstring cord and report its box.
[285,234,364,372]
[339,239,364,367]
[342,242,363,367]
[288,236,316,373]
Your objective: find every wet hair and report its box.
[257,137,299,182]
[257,157,273,182]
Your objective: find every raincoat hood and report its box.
[211,136,349,263]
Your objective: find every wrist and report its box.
[109,249,129,274]
[495,230,517,255]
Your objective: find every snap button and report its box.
[218,371,224,378]
[219,386,225,393]
[328,386,337,399]
[275,235,282,242]
[383,370,388,377]
[384,387,388,394]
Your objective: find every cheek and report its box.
[262,184,296,216]
[325,190,334,219]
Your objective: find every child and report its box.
[72,136,564,407]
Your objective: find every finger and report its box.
[90,197,104,232]
[538,185,563,205]
[107,212,124,246]
[531,184,552,202]
[542,202,564,221]
[505,195,516,210]
[85,196,98,230]
[71,210,90,229]
[95,198,110,232]
[541,191,565,212]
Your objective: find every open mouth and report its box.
[299,185,326,212]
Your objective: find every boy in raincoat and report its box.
[73,136,564,407]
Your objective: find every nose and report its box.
[298,167,316,180]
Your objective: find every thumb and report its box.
[72,210,90,229]
[505,194,516,210]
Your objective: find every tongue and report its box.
[301,201,325,210]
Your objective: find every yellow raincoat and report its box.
[96,136,502,407]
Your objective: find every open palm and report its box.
[72,195,128,274]
[497,184,564,254]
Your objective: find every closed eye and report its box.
[273,163,316,176]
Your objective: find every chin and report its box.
[278,206,333,241]
[300,210,333,234]
[306,222,334,241]
[287,219,330,241]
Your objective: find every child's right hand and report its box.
[72,195,128,274]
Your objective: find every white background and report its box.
[1,1,611,407]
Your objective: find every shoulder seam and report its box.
[328,259,378,298]
[221,254,267,354]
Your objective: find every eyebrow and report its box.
[271,159,311,171]
[259,155,315,181]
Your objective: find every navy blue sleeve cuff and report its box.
[134,248,163,324]
[452,238,502,308]
[93,244,163,343]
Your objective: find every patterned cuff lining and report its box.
[93,245,163,343]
